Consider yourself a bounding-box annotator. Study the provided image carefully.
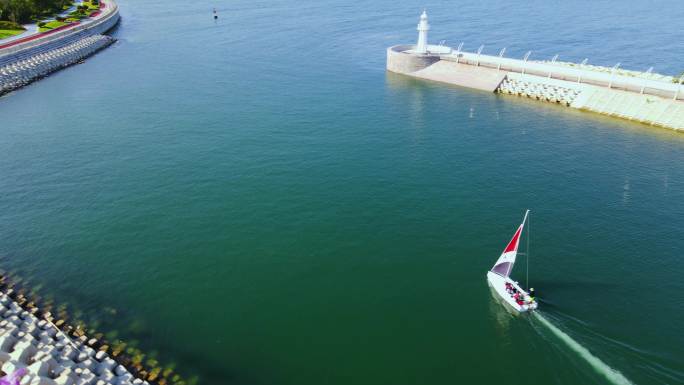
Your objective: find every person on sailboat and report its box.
[0,368,26,385]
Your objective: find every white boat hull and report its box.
[486,271,537,313]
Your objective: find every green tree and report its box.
[0,0,72,24]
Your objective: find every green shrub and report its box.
[0,20,26,30]
[55,16,65,21]
[37,21,46,27]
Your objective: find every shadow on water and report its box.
[531,278,617,293]
[487,284,515,334]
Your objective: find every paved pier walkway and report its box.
[413,61,506,92]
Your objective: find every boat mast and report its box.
[526,211,530,290]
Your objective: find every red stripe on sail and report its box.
[503,225,523,253]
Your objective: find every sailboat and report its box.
[486,210,538,313]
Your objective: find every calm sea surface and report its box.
[1,0,683,384]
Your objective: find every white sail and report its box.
[490,210,529,278]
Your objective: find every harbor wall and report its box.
[386,45,684,131]
[0,0,120,59]
[0,1,120,96]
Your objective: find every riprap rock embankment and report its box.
[0,291,149,385]
[0,35,114,96]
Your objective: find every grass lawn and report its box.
[82,1,101,10]
[0,29,26,40]
[39,20,70,32]
[67,11,87,20]
[0,21,26,40]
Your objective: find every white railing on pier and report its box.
[439,49,682,100]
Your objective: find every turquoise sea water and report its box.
[1,0,684,384]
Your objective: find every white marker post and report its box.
[497,47,506,71]
[640,67,653,94]
[548,54,558,79]
[674,75,684,101]
[608,62,620,89]
[521,51,532,76]
[577,58,588,83]
[476,45,484,66]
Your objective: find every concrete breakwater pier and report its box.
[387,12,684,131]
[0,1,120,97]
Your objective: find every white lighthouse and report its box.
[415,10,430,54]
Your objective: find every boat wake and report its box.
[532,312,633,385]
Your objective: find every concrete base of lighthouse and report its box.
[386,45,440,74]
[386,45,505,92]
